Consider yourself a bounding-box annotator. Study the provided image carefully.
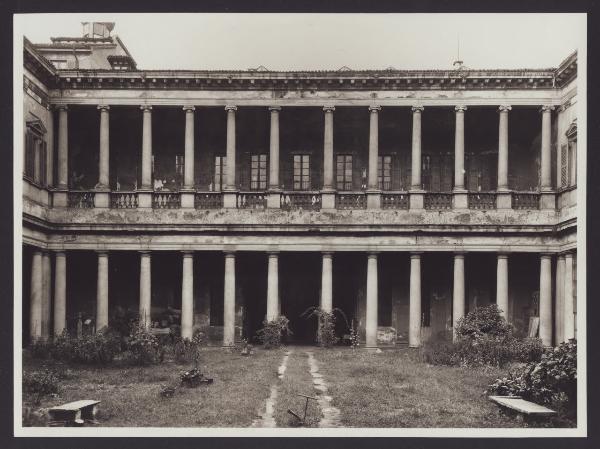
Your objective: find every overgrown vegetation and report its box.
[256,316,292,349]
[23,368,60,399]
[124,323,165,365]
[35,328,122,365]
[489,339,577,420]
[422,305,543,368]
[301,307,349,347]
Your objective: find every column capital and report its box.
[139,250,152,255]
[322,251,334,257]
[455,105,467,112]
[224,250,236,257]
[367,252,379,258]
[411,105,424,113]
[497,252,509,259]
[182,105,196,112]
[540,105,555,113]
[225,105,238,112]
[410,252,423,258]
[368,105,381,113]
[453,251,466,258]
[96,250,109,256]
[140,105,153,112]
[267,251,280,257]
[97,104,110,111]
[53,249,66,256]
[181,250,194,257]
[55,104,68,111]
[268,106,282,112]
[498,105,512,112]
[323,105,335,112]
[564,251,575,259]
[540,252,554,259]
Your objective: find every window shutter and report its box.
[561,144,568,187]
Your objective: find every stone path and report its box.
[306,351,342,428]
[251,350,291,427]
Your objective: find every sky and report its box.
[16,13,585,71]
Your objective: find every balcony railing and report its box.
[424,192,453,210]
[67,191,95,208]
[468,192,497,210]
[281,192,321,211]
[152,192,181,209]
[336,192,367,210]
[382,192,409,210]
[512,192,540,210]
[194,192,223,209]
[110,191,138,209]
[237,192,267,209]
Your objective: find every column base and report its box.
[409,190,424,210]
[321,191,336,210]
[223,191,238,208]
[180,191,196,208]
[496,190,512,209]
[137,191,153,208]
[53,190,68,208]
[267,190,282,209]
[366,191,381,209]
[94,191,110,208]
[540,191,556,210]
[453,190,468,209]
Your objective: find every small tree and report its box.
[256,316,292,349]
[301,307,349,348]
[455,304,512,341]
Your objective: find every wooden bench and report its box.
[48,400,100,426]
[489,396,556,422]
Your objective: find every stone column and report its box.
[365,253,378,349]
[139,105,153,208]
[181,106,196,208]
[53,251,67,337]
[453,106,468,209]
[321,106,336,209]
[267,106,282,208]
[410,106,424,209]
[222,106,238,209]
[96,251,109,332]
[223,252,236,347]
[41,251,52,340]
[181,251,194,340]
[539,254,553,347]
[409,253,422,348]
[540,105,555,210]
[564,252,575,341]
[96,105,110,208]
[54,106,69,207]
[496,253,509,321]
[452,253,465,341]
[366,106,382,209]
[555,254,565,344]
[30,250,43,341]
[139,252,152,329]
[497,105,512,209]
[266,252,279,321]
[321,253,333,313]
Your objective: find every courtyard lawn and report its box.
[22,346,557,428]
[22,347,285,427]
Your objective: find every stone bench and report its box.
[489,395,556,422]
[48,400,100,426]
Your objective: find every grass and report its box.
[273,350,322,427]
[22,345,572,428]
[22,347,283,427]
[311,347,527,428]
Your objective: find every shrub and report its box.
[23,369,60,399]
[172,329,205,366]
[71,327,122,364]
[125,323,164,365]
[455,304,512,341]
[29,339,52,359]
[489,340,577,415]
[256,316,292,349]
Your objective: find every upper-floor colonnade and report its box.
[49,103,559,211]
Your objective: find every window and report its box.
[24,120,47,186]
[568,141,577,186]
[378,155,392,190]
[293,154,311,190]
[250,154,268,190]
[336,154,353,191]
[214,156,227,191]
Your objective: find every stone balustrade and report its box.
[67,191,95,208]
[424,192,453,210]
[280,192,321,211]
[110,191,138,209]
[381,192,409,210]
[335,192,367,210]
[468,192,497,210]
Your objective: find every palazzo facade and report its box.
[21,25,578,348]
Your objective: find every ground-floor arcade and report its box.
[22,245,577,348]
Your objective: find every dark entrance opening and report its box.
[238,252,267,342]
[280,252,320,344]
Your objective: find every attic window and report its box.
[107,55,136,71]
